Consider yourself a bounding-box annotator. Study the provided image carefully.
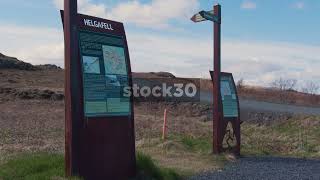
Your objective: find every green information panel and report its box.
[220,75,238,118]
[79,31,130,117]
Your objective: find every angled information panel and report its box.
[79,31,131,117]
[210,70,241,155]
[210,71,239,118]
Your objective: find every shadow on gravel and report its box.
[189,156,320,180]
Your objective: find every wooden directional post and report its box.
[191,4,223,154]
[212,4,223,154]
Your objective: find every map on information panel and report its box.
[102,45,127,75]
[83,56,100,74]
[79,30,130,117]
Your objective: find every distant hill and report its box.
[35,64,62,70]
[0,52,318,106]
[0,53,61,71]
[133,72,176,78]
[0,53,36,70]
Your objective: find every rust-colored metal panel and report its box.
[62,2,136,178]
[79,117,136,179]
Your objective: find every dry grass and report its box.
[242,115,320,158]
[1,97,319,173]
[134,102,226,175]
[135,103,320,174]
[0,99,226,176]
[0,99,64,155]
[200,77,320,107]
[200,79,213,92]
[1,98,319,178]
[137,138,225,176]
[0,69,64,90]
[239,86,320,107]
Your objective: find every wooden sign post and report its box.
[191,4,241,155]
[212,4,223,154]
[63,0,136,178]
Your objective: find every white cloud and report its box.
[0,23,319,89]
[292,2,305,9]
[54,0,199,29]
[241,1,257,9]
[0,24,64,66]
[126,32,320,87]
[54,0,108,17]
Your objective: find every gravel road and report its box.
[200,91,320,115]
[240,99,320,116]
[189,156,320,180]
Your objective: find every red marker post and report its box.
[162,108,168,140]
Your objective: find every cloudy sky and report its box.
[0,0,319,88]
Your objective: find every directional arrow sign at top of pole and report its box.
[191,10,220,24]
[190,10,213,23]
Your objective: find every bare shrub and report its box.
[302,81,319,95]
[301,81,320,105]
[236,78,244,92]
[271,78,297,91]
[271,78,298,103]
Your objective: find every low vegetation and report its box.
[0,153,66,180]
[137,137,227,177]
[0,152,179,180]
[136,103,320,177]
[242,115,320,158]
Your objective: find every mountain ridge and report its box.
[0,52,61,70]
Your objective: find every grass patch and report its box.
[137,136,227,176]
[0,152,179,180]
[179,136,211,153]
[136,152,180,180]
[0,153,67,180]
[156,134,212,154]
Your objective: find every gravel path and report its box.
[189,156,320,180]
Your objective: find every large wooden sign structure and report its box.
[62,0,135,178]
[191,4,241,155]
